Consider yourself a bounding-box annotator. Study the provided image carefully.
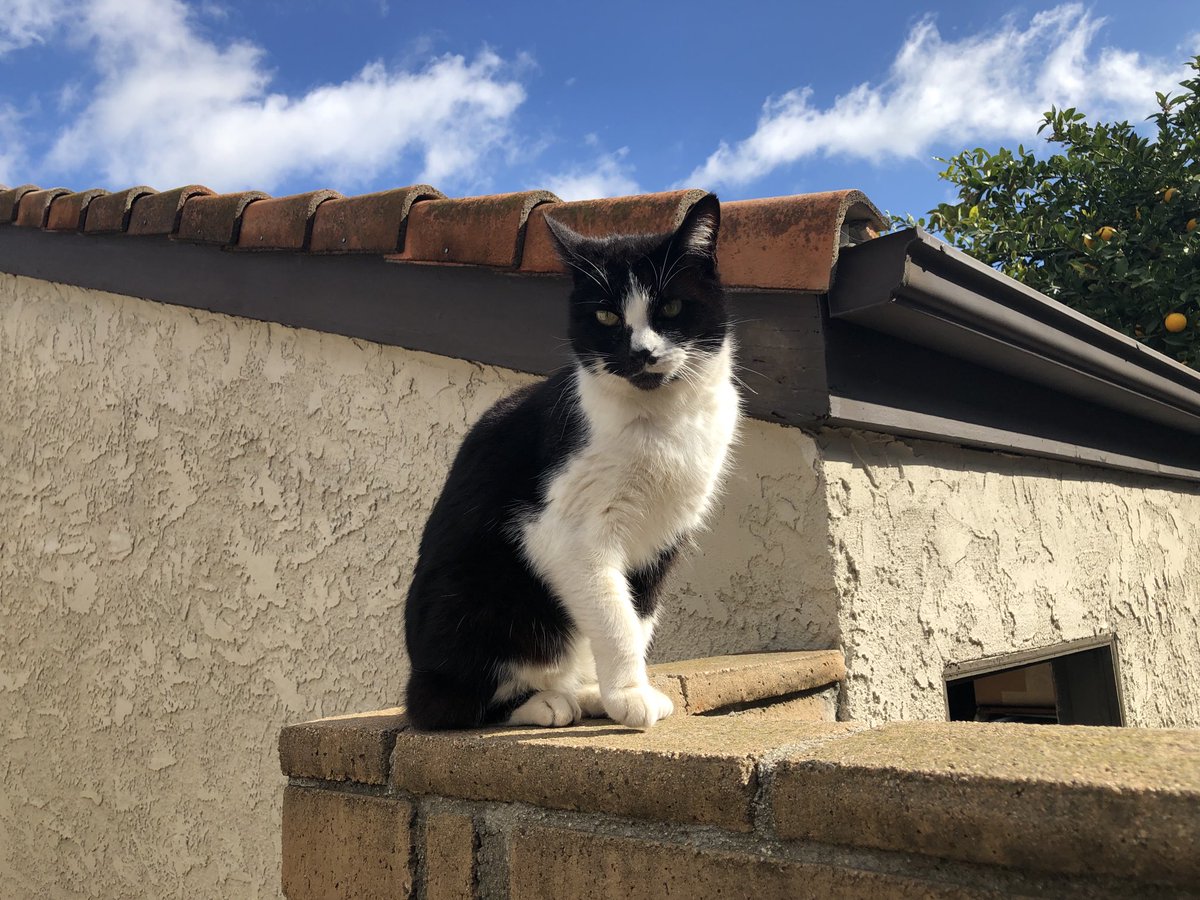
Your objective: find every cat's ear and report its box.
[675,194,721,258]
[544,215,587,263]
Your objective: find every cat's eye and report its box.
[659,298,683,318]
[595,309,620,326]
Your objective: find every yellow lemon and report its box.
[1163,187,1178,203]
[1188,218,1197,232]
[1096,226,1116,241]
[1083,235,1094,249]
[1165,313,1188,333]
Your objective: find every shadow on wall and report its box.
[653,418,843,666]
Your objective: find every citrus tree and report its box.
[898,56,1200,368]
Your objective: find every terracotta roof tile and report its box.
[14,188,71,228]
[0,184,39,223]
[520,189,711,274]
[311,185,445,253]
[0,177,887,292]
[85,186,157,233]
[236,190,342,251]
[128,185,214,236]
[718,191,885,292]
[394,190,559,267]
[176,191,270,245]
[46,189,109,232]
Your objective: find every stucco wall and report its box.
[0,273,832,898]
[821,430,1200,726]
[5,270,1198,897]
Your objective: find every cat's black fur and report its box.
[404,196,727,731]
[404,370,585,729]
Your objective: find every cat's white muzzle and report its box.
[641,345,686,377]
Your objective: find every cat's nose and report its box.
[630,348,658,367]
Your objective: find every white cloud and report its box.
[541,146,639,201]
[687,4,1188,189]
[43,0,527,193]
[0,0,69,54]
[0,103,27,185]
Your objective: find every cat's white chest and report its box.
[527,347,739,572]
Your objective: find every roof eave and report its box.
[829,228,1200,438]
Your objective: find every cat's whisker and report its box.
[735,364,770,383]
[559,246,610,292]
[658,254,688,292]
[657,236,678,293]
[670,359,707,393]
[567,249,611,290]
[564,258,607,292]
[659,258,698,294]
[647,255,663,295]
[729,372,760,396]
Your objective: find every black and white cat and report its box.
[404,195,739,730]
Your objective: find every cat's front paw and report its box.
[603,684,675,729]
[507,690,582,727]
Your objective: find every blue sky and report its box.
[1,0,1198,219]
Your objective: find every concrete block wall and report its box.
[280,710,1200,899]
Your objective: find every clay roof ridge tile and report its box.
[14,187,71,229]
[236,189,343,251]
[128,185,215,236]
[719,190,885,293]
[396,189,560,268]
[1,179,888,291]
[310,184,446,254]
[47,189,110,232]
[175,190,271,246]
[84,186,157,234]
[519,189,714,275]
[0,184,40,223]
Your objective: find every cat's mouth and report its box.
[627,371,667,391]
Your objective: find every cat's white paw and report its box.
[507,690,582,727]
[603,684,675,729]
[576,683,607,718]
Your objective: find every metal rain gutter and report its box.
[829,229,1200,437]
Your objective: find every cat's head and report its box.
[546,195,728,391]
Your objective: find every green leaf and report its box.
[919,53,1200,369]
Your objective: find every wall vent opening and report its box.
[944,635,1124,726]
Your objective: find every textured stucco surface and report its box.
[5,270,1199,897]
[0,273,832,898]
[821,430,1200,726]
[655,421,838,662]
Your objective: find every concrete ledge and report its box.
[281,709,1200,896]
[648,650,845,714]
[278,651,846,787]
[772,722,1200,884]
[390,717,857,831]
[719,684,839,721]
[279,707,407,785]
